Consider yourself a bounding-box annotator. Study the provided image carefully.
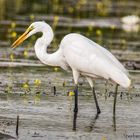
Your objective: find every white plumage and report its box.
[12,21,131,130]
[12,21,131,88]
[60,33,130,88]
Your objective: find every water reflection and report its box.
[85,113,100,132]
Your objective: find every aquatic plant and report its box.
[34,79,41,86]
[96,29,102,36]
[5,84,13,94]
[23,49,29,58]
[54,67,59,72]
[52,16,59,30]
[10,53,14,61]
[67,91,75,96]
[22,81,31,94]
[34,91,41,104]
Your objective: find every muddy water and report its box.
[0,67,139,140]
[0,94,140,140]
[0,91,140,140]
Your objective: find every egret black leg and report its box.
[113,84,119,131]
[92,87,101,114]
[73,85,78,131]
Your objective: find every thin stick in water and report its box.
[54,86,56,95]
[16,115,19,136]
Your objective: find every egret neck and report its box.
[34,26,61,67]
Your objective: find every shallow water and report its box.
[0,67,139,139]
[0,90,140,140]
[0,0,140,139]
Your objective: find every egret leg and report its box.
[93,87,101,114]
[113,84,119,131]
[73,84,78,131]
[104,80,108,101]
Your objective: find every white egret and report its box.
[12,21,131,130]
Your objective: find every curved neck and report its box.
[34,28,61,66]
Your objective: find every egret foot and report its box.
[73,85,78,131]
[92,87,101,114]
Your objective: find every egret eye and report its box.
[30,26,34,30]
[28,25,34,32]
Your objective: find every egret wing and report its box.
[61,33,130,87]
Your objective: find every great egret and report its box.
[12,21,131,130]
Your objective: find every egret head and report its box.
[11,21,52,48]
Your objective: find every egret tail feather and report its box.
[109,68,131,88]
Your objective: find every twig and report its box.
[16,115,19,136]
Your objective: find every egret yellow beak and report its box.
[11,27,33,49]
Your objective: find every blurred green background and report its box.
[0,0,140,19]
